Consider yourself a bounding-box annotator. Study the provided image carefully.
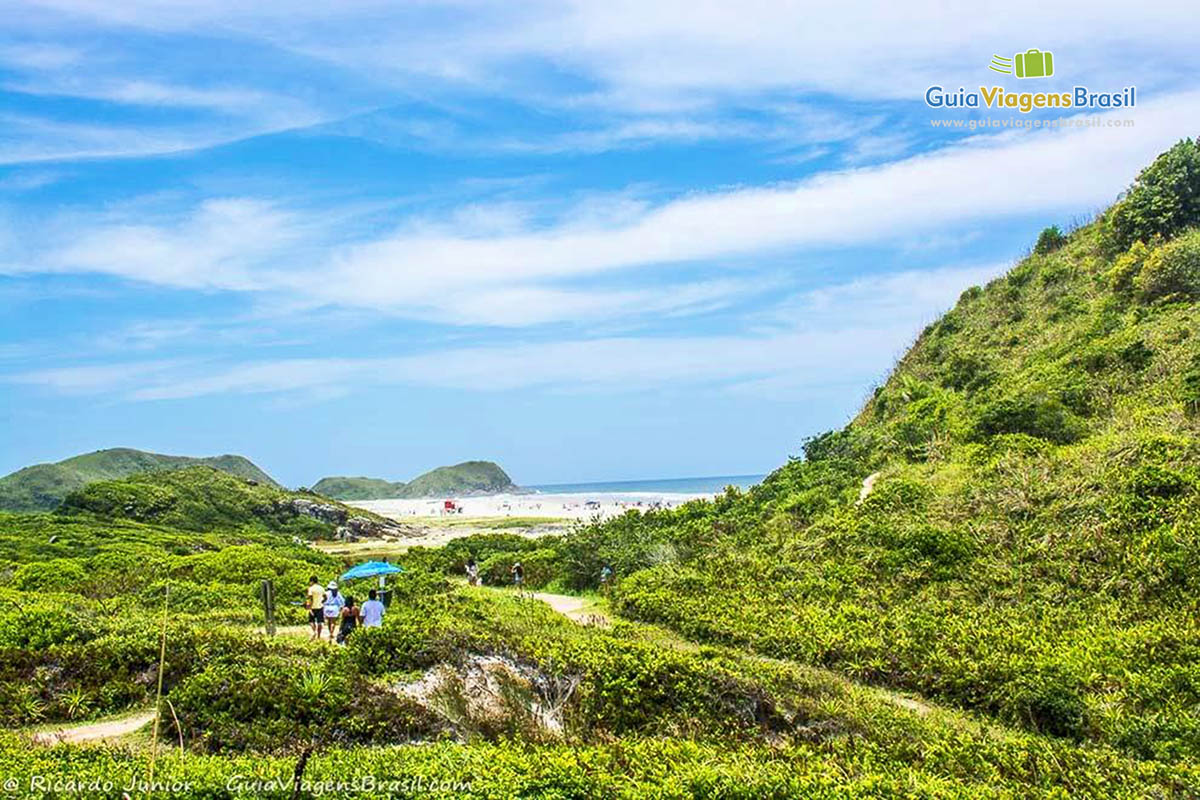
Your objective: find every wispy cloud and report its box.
[0,109,329,165]
[3,0,1196,165]
[5,92,1195,327]
[5,262,997,401]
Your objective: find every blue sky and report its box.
[2,2,1199,487]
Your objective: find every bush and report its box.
[1033,225,1067,255]
[971,395,1086,444]
[940,351,996,392]
[11,559,88,592]
[1136,230,1200,301]
[1002,664,1087,739]
[168,654,442,752]
[1106,240,1151,292]
[1118,340,1154,370]
[479,547,560,588]
[1184,368,1200,416]
[1108,137,1200,251]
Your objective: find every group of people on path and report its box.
[462,558,527,592]
[461,558,614,596]
[305,576,385,644]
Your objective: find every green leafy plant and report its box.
[1108,136,1200,252]
[1033,225,1067,254]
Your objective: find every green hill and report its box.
[438,137,1200,762]
[0,447,278,512]
[579,137,1200,760]
[314,460,515,500]
[58,466,397,537]
[401,460,515,497]
[311,475,406,500]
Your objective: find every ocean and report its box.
[528,474,766,496]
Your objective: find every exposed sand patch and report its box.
[32,710,155,745]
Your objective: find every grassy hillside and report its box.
[58,466,391,538]
[543,137,1200,761]
[315,460,516,499]
[402,460,515,496]
[425,138,1200,763]
[311,475,406,500]
[0,447,278,512]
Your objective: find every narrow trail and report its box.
[526,588,932,716]
[31,710,155,745]
[858,471,881,503]
[529,591,607,624]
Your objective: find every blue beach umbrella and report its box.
[339,561,404,582]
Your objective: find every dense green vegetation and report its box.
[3,140,1200,797]
[58,467,384,537]
[430,137,1200,766]
[310,475,407,500]
[0,448,278,512]
[313,460,516,500]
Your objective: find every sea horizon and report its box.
[526,473,766,496]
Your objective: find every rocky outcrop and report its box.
[398,654,579,739]
[273,498,409,541]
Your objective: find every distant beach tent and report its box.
[340,561,404,582]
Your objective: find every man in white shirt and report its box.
[361,589,385,628]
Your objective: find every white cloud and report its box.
[6,77,314,119]
[17,0,1196,102]
[0,111,327,165]
[3,0,1196,163]
[42,198,305,289]
[7,91,1194,327]
[6,262,994,401]
[10,360,186,394]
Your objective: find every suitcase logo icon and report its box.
[989,49,1054,79]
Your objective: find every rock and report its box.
[278,498,348,524]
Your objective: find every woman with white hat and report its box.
[322,581,345,640]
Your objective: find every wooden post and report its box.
[261,579,276,636]
[148,583,169,786]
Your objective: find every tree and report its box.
[1108,137,1200,251]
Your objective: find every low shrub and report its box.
[971,394,1086,444]
[1136,229,1200,301]
[168,653,443,753]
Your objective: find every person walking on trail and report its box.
[361,589,385,628]
[337,596,362,644]
[305,576,326,640]
[322,581,345,640]
[465,558,479,587]
[511,561,525,596]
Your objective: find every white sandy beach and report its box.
[350,490,715,522]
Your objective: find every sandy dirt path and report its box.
[31,710,156,745]
[528,591,609,625]
[525,590,930,713]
